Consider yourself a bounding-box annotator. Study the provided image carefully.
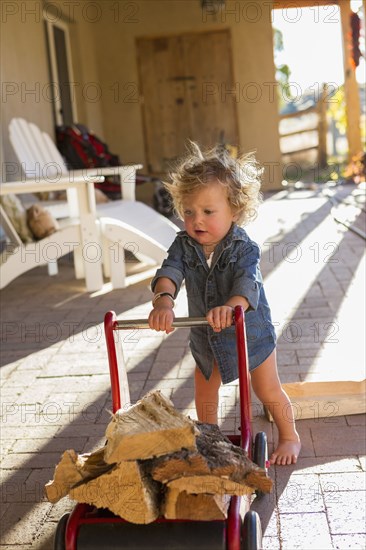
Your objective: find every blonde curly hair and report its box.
[165,141,263,226]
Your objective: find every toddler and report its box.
[148,142,301,465]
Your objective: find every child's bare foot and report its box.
[270,438,301,466]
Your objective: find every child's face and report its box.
[182,180,237,251]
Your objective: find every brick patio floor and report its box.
[1,185,365,549]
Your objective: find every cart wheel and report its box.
[253,432,268,470]
[241,510,262,550]
[253,432,268,498]
[53,513,69,550]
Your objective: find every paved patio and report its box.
[1,184,365,549]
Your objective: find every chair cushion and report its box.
[0,194,34,243]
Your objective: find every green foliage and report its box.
[273,28,293,109]
[273,27,284,52]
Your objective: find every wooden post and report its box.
[340,0,363,161]
[317,83,328,169]
[76,180,104,292]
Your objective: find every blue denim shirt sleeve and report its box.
[229,242,262,311]
[151,238,185,298]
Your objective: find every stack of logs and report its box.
[45,391,272,523]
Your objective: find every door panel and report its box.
[137,30,238,174]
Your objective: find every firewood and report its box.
[104,390,197,463]
[167,475,254,496]
[163,488,231,521]
[148,422,272,494]
[69,460,160,524]
[45,391,272,522]
[45,447,113,503]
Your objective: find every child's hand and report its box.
[148,306,175,334]
[207,306,234,332]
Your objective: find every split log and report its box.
[163,488,231,521]
[104,390,197,463]
[148,422,272,494]
[45,447,113,503]
[167,475,254,496]
[45,391,272,522]
[69,460,160,524]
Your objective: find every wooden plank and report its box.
[265,380,366,421]
[279,105,316,119]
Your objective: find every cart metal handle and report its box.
[104,308,252,457]
[113,317,213,329]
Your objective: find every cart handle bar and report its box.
[105,307,252,458]
[113,317,212,330]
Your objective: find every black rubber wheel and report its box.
[253,432,268,470]
[53,513,69,550]
[253,432,268,498]
[241,510,262,550]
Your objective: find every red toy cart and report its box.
[54,306,269,550]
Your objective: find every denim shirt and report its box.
[151,224,276,384]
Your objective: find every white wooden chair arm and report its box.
[71,164,143,201]
[0,175,104,197]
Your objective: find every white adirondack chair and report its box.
[9,118,179,288]
[0,177,104,291]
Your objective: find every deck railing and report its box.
[279,83,328,169]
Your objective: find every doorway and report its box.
[44,18,77,126]
[137,30,239,175]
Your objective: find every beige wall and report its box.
[1,0,282,189]
[92,0,282,189]
[1,3,53,180]
[0,0,104,181]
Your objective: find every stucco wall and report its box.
[1,0,282,189]
[1,4,53,181]
[91,0,283,189]
[0,0,104,181]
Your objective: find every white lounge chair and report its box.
[0,176,104,291]
[8,118,179,288]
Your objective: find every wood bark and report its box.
[148,422,272,494]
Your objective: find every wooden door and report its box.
[137,30,238,174]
